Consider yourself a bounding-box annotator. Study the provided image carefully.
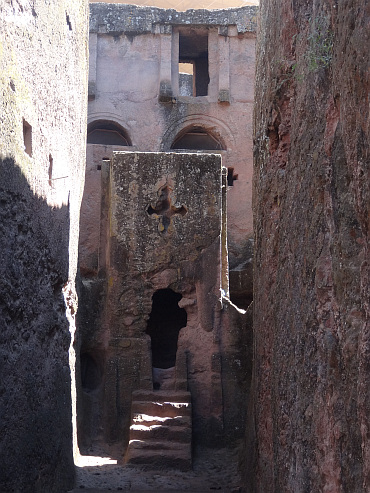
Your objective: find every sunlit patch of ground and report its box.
[75,454,118,467]
[71,444,242,492]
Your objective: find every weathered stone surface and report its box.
[90,3,258,35]
[77,151,250,452]
[0,1,88,491]
[105,151,224,447]
[83,4,256,304]
[110,152,221,271]
[126,389,192,470]
[249,0,369,491]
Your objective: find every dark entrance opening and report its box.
[179,28,209,96]
[146,289,187,387]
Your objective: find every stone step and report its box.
[131,389,191,403]
[132,413,191,428]
[128,439,189,451]
[126,389,192,471]
[129,423,191,442]
[125,442,192,471]
[131,400,191,419]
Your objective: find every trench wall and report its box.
[0,1,88,491]
[247,1,370,491]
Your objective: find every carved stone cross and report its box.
[147,185,187,233]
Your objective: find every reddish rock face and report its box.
[250,1,369,491]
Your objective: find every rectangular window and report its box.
[179,62,194,96]
[179,29,209,97]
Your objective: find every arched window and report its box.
[171,127,224,151]
[87,120,131,146]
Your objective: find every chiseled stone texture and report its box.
[0,1,88,491]
[78,151,251,451]
[90,3,258,34]
[105,151,224,447]
[249,0,369,492]
[77,151,248,450]
[110,152,222,273]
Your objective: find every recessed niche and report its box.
[48,154,53,187]
[80,352,102,392]
[227,167,238,186]
[171,127,224,151]
[66,13,72,30]
[87,120,131,146]
[23,119,32,157]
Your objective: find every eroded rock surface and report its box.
[249,1,369,491]
[0,1,88,491]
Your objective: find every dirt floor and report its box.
[69,443,243,492]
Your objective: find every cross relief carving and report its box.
[147,185,187,233]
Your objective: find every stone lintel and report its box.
[90,4,258,35]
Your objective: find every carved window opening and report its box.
[146,289,187,388]
[66,13,72,31]
[23,119,32,156]
[179,28,209,97]
[87,120,131,146]
[48,154,53,187]
[171,126,224,151]
[179,62,194,96]
[227,167,238,186]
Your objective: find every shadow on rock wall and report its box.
[0,157,75,492]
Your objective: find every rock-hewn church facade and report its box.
[77,3,257,465]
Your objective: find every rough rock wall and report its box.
[249,0,369,491]
[0,1,88,491]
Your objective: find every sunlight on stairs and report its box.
[124,390,192,471]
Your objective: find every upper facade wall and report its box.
[95,33,160,99]
[89,3,257,105]
[89,3,257,34]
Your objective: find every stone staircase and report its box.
[124,388,192,471]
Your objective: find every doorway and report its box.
[146,289,187,389]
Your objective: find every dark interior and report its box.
[179,29,209,96]
[87,120,131,146]
[146,289,187,369]
[171,127,224,150]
